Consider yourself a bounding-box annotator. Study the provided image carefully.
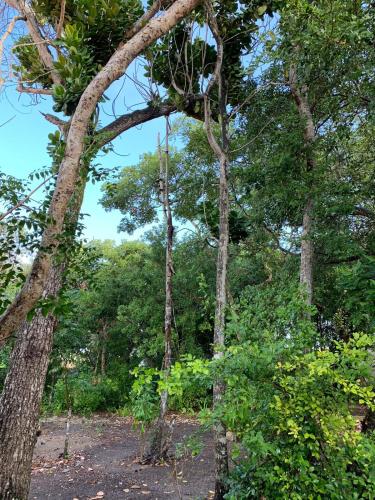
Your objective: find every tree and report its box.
[0,1,201,497]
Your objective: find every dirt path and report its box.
[29,414,215,500]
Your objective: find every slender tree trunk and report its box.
[63,371,72,460]
[204,65,230,496]
[100,323,108,377]
[63,407,72,459]
[289,66,316,306]
[144,127,174,463]
[300,197,314,305]
[213,153,230,499]
[0,265,61,499]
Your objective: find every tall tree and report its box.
[0,1,201,498]
[144,125,176,462]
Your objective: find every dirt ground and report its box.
[29,414,215,500]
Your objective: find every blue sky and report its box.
[0,69,175,243]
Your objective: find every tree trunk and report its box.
[289,66,316,306]
[144,128,174,463]
[203,57,230,496]
[63,407,72,459]
[0,167,85,498]
[212,151,230,500]
[0,265,61,499]
[100,323,108,377]
[300,197,314,305]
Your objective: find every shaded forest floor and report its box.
[29,414,215,500]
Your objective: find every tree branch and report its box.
[17,83,53,95]
[40,112,69,134]
[6,0,62,85]
[123,0,168,42]
[95,102,177,148]
[0,175,54,222]
[56,0,66,39]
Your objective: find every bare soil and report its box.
[29,414,215,500]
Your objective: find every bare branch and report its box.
[123,0,167,42]
[203,0,223,96]
[40,112,70,135]
[96,94,205,149]
[96,102,177,149]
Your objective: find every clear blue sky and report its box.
[0,69,175,243]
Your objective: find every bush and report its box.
[218,329,375,499]
[51,372,124,415]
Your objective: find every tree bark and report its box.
[300,197,314,305]
[0,265,61,499]
[289,66,316,306]
[100,323,108,377]
[0,0,202,344]
[144,128,174,463]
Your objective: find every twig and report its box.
[0,175,54,222]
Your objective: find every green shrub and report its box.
[220,332,375,499]
[51,372,124,415]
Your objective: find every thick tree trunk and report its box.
[144,129,174,463]
[289,67,316,306]
[0,266,61,499]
